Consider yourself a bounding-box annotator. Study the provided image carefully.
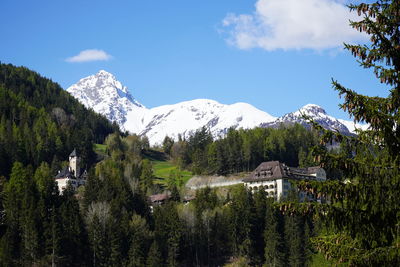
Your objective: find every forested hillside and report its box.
[0,63,323,266]
[0,63,119,177]
[163,124,319,176]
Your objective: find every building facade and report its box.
[243,161,326,200]
[55,149,87,193]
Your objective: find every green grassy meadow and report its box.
[152,160,193,185]
[93,143,107,154]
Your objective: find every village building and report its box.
[55,149,87,193]
[243,161,326,200]
[149,193,170,206]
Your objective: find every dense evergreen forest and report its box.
[0,130,318,267]
[286,1,400,265]
[0,64,317,266]
[162,124,318,176]
[1,1,399,265]
[0,63,119,177]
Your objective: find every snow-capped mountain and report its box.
[337,119,369,133]
[262,104,368,134]
[67,71,276,145]
[66,70,367,145]
[262,104,349,133]
[66,70,146,128]
[129,99,276,145]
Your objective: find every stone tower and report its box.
[69,149,80,177]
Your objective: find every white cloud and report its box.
[66,49,112,63]
[222,0,367,51]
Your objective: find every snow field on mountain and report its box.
[67,70,368,146]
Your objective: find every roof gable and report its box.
[69,149,77,157]
[244,161,325,182]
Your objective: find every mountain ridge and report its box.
[67,70,368,145]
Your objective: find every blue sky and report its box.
[0,0,387,120]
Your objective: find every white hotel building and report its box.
[243,161,326,200]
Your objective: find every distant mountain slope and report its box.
[262,104,368,134]
[337,118,369,133]
[0,63,117,176]
[67,71,276,145]
[66,70,368,145]
[66,70,145,128]
[262,104,348,133]
[131,99,276,145]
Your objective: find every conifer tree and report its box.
[264,199,285,267]
[146,241,162,267]
[1,162,30,266]
[59,185,88,266]
[249,189,267,265]
[228,185,252,258]
[128,214,152,267]
[295,1,400,265]
[284,214,305,267]
[140,159,154,194]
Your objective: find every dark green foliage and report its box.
[264,199,285,267]
[284,214,306,267]
[0,63,321,266]
[59,186,88,266]
[83,139,152,265]
[0,63,117,177]
[153,202,183,267]
[0,162,89,266]
[170,124,318,175]
[140,159,154,194]
[227,185,252,257]
[294,1,400,265]
[192,187,218,215]
[146,241,162,267]
[249,189,267,265]
[162,136,174,155]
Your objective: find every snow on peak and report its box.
[97,69,112,75]
[124,98,276,145]
[67,72,367,145]
[297,104,327,116]
[66,70,145,128]
[261,103,352,134]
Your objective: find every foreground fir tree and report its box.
[293,1,400,265]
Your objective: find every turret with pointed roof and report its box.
[69,148,77,158]
[55,149,86,194]
[69,148,80,177]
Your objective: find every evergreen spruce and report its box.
[296,1,400,265]
[146,241,162,267]
[264,199,285,267]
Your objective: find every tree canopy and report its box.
[292,1,400,265]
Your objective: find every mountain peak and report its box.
[298,104,326,116]
[260,103,352,135]
[66,71,145,128]
[97,69,112,75]
[67,73,361,145]
[95,70,118,81]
